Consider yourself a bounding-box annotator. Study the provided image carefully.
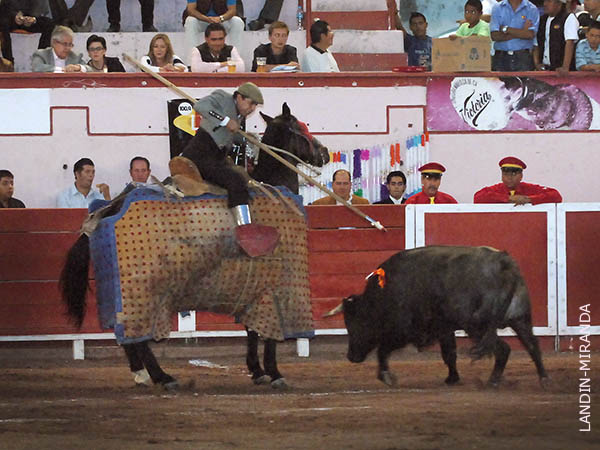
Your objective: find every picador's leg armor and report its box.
[232,204,280,257]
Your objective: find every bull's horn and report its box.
[322,303,344,318]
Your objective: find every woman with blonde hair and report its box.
[140,33,187,72]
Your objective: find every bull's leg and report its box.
[439,331,460,385]
[488,339,511,386]
[510,317,549,384]
[264,339,287,389]
[376,344,397,387]
[246,328,270,385]
[134,342,178,390]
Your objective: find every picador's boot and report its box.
[232,205,280,257]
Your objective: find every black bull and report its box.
[334,246,548,387]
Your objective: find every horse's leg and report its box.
[122,343,151,386]
[134,342,178,390]
[264,339,288,389]
[246,328,270,385]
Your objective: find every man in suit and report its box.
[312,169,370,205]
[0,0,55,65]
[180,82,279,258]
[374,170,406,204]
[32,25,90,72]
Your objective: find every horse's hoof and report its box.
[444,374,460,385]
[253,375,271,385]
[539,376,551,390]
[270,378,289,389]
[378,371,397,387]
[162,380,179,391]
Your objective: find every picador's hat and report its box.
[418,162,446,175]
[499,156,526,170]
[237,82,264,105]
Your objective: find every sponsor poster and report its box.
[427,76,600,132]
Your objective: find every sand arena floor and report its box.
[0,337,597,449]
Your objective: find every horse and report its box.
[60,103,329,390]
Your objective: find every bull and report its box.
[327,246,549,387]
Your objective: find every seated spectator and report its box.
[473,156,562,204]
[374,170,406,204]
[49,0,93,32]
[251,21,298,72]
[0,170,25,208]
[184,0,244,54]
[312,169,369,205]
[247,0,284,31]
[106,0,157,32]
[392,12,432,70]
[450,0,491,39]
[0,34,14,71]
[86,34,125,72]
[32,25,90,72]
[490,0,539,71]
[190,22,244,72]
[0,0,55,67]
[140,33,187,73]
[300,20,339,73]
[577,0,600,38]
[405,163,457,204]
[533,0,578,74]
[576,19,600,70]
[130,156,151,183]
[57,158,110,208]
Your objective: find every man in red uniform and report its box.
[405,162,458,204]
[473,156,562,205]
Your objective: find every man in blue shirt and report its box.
[57,158,110,208]
[490,0,540,71]
[394,12,432,71]
[576,20,600,71]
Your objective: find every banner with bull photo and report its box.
[426,76,600,132]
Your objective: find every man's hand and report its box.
[97,183,111,200]
[225,119,240,132]
[509,194,531,205]
[522,19,533,31]
[556,66,570,77]
[207,16,221,24]
[64,64,82,72]
[23,16,36,27]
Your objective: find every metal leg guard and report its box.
[231,205,280,257]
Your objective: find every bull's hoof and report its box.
[486,376,504,388]
[253,374,271,385]
[270,378,289,389]
[444,374,460,385]
[378,371,397,387]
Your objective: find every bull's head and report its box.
[325,295,381,364]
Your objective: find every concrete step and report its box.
[312,11,390,30]
[311,0,388,11]
[333,53,407,71]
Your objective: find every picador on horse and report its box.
[180,81,279,258]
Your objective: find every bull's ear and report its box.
[282,102,291,117]
[260,112,273,124]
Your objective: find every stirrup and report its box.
[231,205,280,257]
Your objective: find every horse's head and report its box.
[260,103,329,168]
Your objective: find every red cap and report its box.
[499,156,526,170]
[418,162,446,174]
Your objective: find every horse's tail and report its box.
[59,234,91,328]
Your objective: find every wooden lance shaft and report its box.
[123,53,386,232]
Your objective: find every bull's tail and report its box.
[59,234,91,328]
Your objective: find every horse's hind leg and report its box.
[264,339,287,388]
[246,328,270,385]
[134,342,178,390]
[123,343,151,386]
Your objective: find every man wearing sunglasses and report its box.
[474,156,562,204]
[32,25,90,72]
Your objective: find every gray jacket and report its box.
[31,47,90,73]
[192,89,244,149]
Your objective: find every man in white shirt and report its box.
[57,158,110,208]
[533,0,579,74]
[300,20,340,73]
[31,25,90,72]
